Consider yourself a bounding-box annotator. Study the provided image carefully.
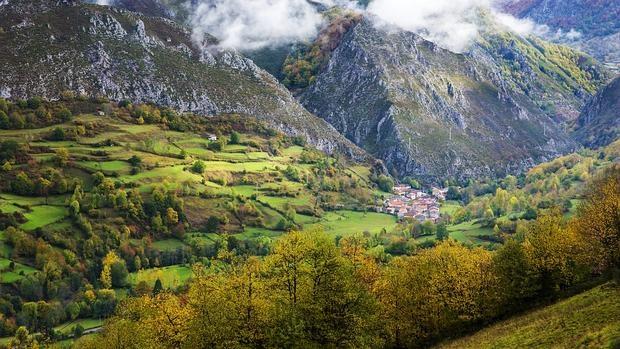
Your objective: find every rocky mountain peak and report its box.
[300,16,606,182]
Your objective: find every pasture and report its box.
[128,265,193,289]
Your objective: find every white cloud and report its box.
[188,0,566,53]
[190,0,326,51]
[365,0,551,52]
[366,0,489,52]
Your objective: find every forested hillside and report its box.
[0,95,616,348]
[0,96,391,347]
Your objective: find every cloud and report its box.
[366,0,549,52]
[188,0,569,53]
[367,0,487,52]
[190,0,326,51]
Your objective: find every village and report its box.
[379,184,448,223]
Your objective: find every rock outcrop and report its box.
[573,76,620,148]
[300,18,607,182]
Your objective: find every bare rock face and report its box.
[301,18,607,183]
[0,0,366,159]
[573,77,620,148]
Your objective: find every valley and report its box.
[0,0,618,348]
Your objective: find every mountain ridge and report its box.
[0,0,368,159]
[299,17,607,182]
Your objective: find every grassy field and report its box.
[54,318,103,335]
[128,265,193,289]
[446,221,495,245]
[307,210,398,236]
[151,239,186,251]
[437,282,620,349]
[440,200,462,216]
[20,206,68,231]
[0,258,37,283]
[77,160,131,173]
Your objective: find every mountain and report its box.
[501,0,620,71]
[0,0,365,158]
[573,76,620,148]
[83,0,194,23]
[299,17,607,183]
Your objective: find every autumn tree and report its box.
[571,165,620,271]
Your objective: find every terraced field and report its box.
[0,108,393,293]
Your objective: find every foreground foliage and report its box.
[74,166,619,348]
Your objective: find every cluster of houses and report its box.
[379,184,448,223]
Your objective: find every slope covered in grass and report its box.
[437,282,620,349]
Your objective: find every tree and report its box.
[49,127,66,141]
[1,160,12,172]
[229,131,241,145]
[73,324,85,338]
[128,155,142,167]
[151,214,166,234]
[36,177,52,204]
[446,186,461,201]
[571,166,620,270]
[26,97,42,109]
[152,279,163,295]
[12,172,34,195]
[0,110,9,129]
[110,261,129,288]
[54,148,70,166]
[493,239,539,311]
[9,112,25,129]
[100,251,127,288]
[55,107,72,121]
[204,216,219,234]
[523,210,589,296]
[166,207,179,226]
[9,326,38,349]
[376,175,394,193]
[436,223,449,241]
[377,241,500,347]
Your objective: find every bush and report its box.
[376,175,394,193]
[191,160,206,174]
[26,97,42,109]
[49,127,66,141]
[55,108,72,121]
[229,131,241,145]
[0,110,9,129]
